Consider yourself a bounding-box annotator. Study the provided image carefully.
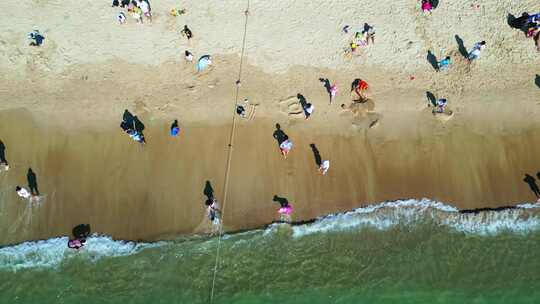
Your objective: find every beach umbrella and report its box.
[197,55,212,72]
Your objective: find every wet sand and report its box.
[1,107,540,245]
[1,0,539,245]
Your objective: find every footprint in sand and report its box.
[278,96,304,118]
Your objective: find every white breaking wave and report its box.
[2,199,539,271]
[0,235,162,271]
[291,199,540,237]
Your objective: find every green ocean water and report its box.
[1,215,539,304]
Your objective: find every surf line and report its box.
[209,1,251,303]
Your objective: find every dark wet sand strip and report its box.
[1,109,540,245]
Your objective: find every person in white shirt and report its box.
[304,103,314,119]
[185,50,193,62]
[138,0,152,22]
[319,160,330,175]
[279,137,293,158]
[15,186,31,199]
[468,41,486,62]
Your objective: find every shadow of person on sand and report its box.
[203,180,214,201]
[133,116,145,134]
[319,78,332,102]
[523,174,540,198]
[507,13,531,34]
[536,75,540,89]
[455,35,468,58]
[297,93,308,110]
[309,144,322,167]
[432,0,439,9]
[27,168,40,196]
[426,91,437,106]
[427,51,439,71]
[272,123,288,145]
[273,195,290,208]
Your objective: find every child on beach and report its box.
[437,56,451,71]
[303,103,314,120]
[170,120,180,137]
[129,4,143,23]
[421,0,433,14]
[319,160,330,175]
[467,41,486,62]
[185,50,194,62]
[330,84,338,103]
[433,98,447,114]
[352,79,370,101]
[137,0,152,22]
[117,12,126,24]
[181,25,193,40]
[279,136,293,158]
[27,30,44,46]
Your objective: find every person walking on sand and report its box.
[319,160,330,175]
[184,50,193,62]
[303,103,314,120]
[15,186,31,200]
[170,119,180,137]
[467,41,486,62]
[279,136,293,159]
[181,25,193,40]
[437,56,451,71]
[330,84,338,104]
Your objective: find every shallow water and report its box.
[1,200,539,303]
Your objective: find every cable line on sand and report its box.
[209,1,250,303]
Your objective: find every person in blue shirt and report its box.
[437,56,451,71]
[170,120,180,136]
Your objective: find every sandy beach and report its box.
[1,0,540,245]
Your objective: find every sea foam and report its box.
[0,235,161,271]
[291,199,540,237]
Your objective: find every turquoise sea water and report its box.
[1,200,539,304]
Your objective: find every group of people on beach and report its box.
[509,12,540,51]
[2,139,43,202]
[120,110,146,144]
[344,23,375,55]
[112,0,152,24]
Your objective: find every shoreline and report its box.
[1,108,540,245]
[0,0,539,246]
